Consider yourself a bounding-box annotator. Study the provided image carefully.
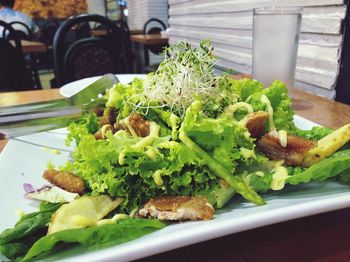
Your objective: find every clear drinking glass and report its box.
[252,7,302,88]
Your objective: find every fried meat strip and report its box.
[257,130,316,166]
[94,113,150,140]
[94,131,103,140]
[246,111,269,139]
[138,196,215,221]
[115,113,150,137]
[98,108,117,127]
[43,169,85,195]
[94,108,118,140]
[94,124,116,140]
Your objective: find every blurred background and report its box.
[0,0,349,104]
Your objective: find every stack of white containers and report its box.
[127,0,169,64]
[127,0,149,30]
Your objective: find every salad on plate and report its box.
[1,40,350,261]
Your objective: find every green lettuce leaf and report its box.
[293,126,333,141]
[179,131,265,205]
[0,242,29,261]
[243,171,273,193]
[106,79,144,118]
[337,168,350,184]
[180,100,256,173]
[0,203,61,261]
[0,203,60,245]
[65,113,99,146]
[245,80,295,131]
[287,150,350,185]
[228,78,264,101]
[21,218,166,262]
[62,121,217,212]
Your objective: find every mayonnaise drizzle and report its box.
[278,130,288,148]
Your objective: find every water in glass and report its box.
[252,8,302,88]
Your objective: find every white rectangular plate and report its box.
[1,116,349,262]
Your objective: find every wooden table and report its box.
[130,29,144,35]
[91,29,143,37]
[10,40,47,54]
[130,34,169,45]
[1,85,350,262]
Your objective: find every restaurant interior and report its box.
[1,1,350,262]
[0,0,349,105]
[0,0,169,91]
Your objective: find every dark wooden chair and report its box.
[63,38,121,82]
[142,18,167,73]
[41,20,60,48]
[8,21,33,40]
[91,19,133,72]
[53,14,132,87]
[0,21,34,91]
[36,20,61,71]
[3,21,42,89]
[115,20,133,73]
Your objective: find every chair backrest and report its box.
[115,20,133,72]
[41,20,60,47]
[0,20,22,53]
[0,21,33,91]
[143,18,167,35]
[8,21,33,40]
[63,38,121,82]
[143,18,167,55]
[53,14,132,87]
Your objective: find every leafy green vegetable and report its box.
[39,201,62,212]
[197,181,235,208]
[181,100,257,172]
[228,79,294,129]
[0,204,61,260]
[179,131,265,205]
[287,150,350,185]
[265,81,295,131]
[62,121,218,212]
[229,78,264,101]
[293,126,333,141]
[21,218,167,262]
[106,79,143,118]
[0,242,28,260]
[66,113,99,146]
[337,168,350,184]
[243,171,273,193]
[0,203,60,245]
[61,43,298,212]
[244,80,295,131]
[240,150,350,193]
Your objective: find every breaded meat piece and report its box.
[43,169,85,195]
[115,113,150,137]
[98,107,117,126]
[129,113,150,137]
[257,130,316,166]
[138,196,215,221]
[246,111,269,139]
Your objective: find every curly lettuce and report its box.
[63,120,218,212]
